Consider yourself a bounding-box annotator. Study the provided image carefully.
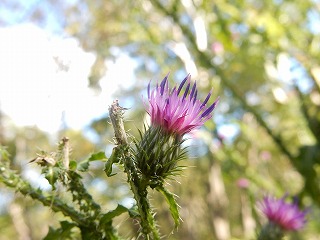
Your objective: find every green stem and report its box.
[131,182,160,239]
[0,164,89,226]
[121,145,160,239]
[0,148,119,240]
[108,100,160,239]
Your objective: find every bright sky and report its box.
[0,23,136,134]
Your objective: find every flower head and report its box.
[134,73,218,185]
[147,74,219,136]
[258,195,307,231]
[236,178,250,189]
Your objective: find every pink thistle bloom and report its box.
[147,74,219,136]
[259,195,307,231]
[236,178,250,189]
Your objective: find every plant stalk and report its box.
[108,100,160,239]
[0,163,89,226]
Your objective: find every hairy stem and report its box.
[61,137,70,169]
[0,163,89,226]
[0,147,119,240]
[108,100,160,239]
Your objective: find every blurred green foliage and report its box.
[1,0,320,239]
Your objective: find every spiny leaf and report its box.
[69,161,77,171]
[156,185,180,228]
[127,205,140,218]
[78,151,107,172]
[104,147,121,177]
[88,151,107,161]
[43,221,77,240]
[100,204,129,224]
[44,167,60,190]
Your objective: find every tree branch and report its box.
[150,0,295,161]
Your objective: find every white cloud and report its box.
[0,23,136,134]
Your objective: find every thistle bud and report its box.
[134,74,218,187]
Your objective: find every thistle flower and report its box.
[135,74,219,186]
[257,195,307,240]
[259,195,307,231]
[147,74,219,136]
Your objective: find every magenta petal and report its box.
[177,74,189,95]
[170,115,187,131]
[259,195,307,231]
[147,74,219,136]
